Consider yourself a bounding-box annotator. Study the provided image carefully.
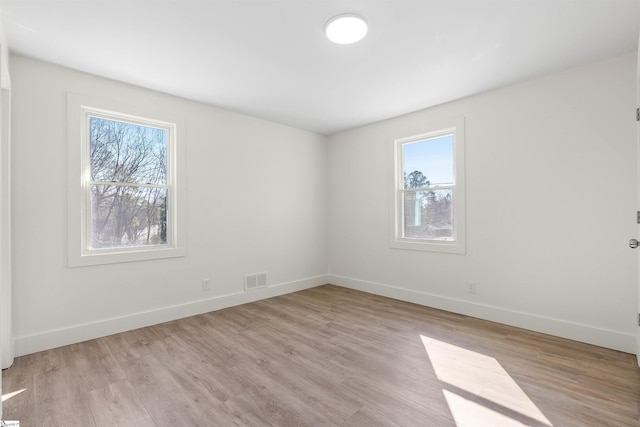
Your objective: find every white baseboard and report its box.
[14,275,328,357]
[328,274,637,354]
[1,337,15,369]
[15,273,636,357]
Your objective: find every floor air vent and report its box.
[244,272,267,291]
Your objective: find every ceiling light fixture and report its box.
[324,14,368,45]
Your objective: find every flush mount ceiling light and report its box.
[325,14,368,44]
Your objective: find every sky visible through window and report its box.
[89,116,167,185]
[403,134,453,185]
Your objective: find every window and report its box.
[390,118,465,254]
[68,94,185,266]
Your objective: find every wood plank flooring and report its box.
[3,285,640,426]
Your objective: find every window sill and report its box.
[68,245,186,268]
[390,238,466,254]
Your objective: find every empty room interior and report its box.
[1,0,640,426]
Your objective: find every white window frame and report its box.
[390,117,466,254]
[67,93,186,267]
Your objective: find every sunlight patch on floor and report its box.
[2,388,26,402]
[421,335,552,426]
[444,389,537,427]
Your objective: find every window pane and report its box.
[403,135,453,189]
[90,117,167,185]
[90,184,168,249]
[403,189,453,240]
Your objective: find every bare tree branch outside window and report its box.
[401,135,455,241]
[89,116,168,249]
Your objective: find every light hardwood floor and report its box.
[3,285,640,426]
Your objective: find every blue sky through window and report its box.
[403,134,453,185]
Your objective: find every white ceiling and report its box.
[3,1,639,135]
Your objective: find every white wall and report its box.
[0,12,10,423]
[11,55,328,355]
[328,53,638,353]
[10,52,638,356]
[1,68,11,370]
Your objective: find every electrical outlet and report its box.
[202,278,211,291]
[467,282,477,294]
